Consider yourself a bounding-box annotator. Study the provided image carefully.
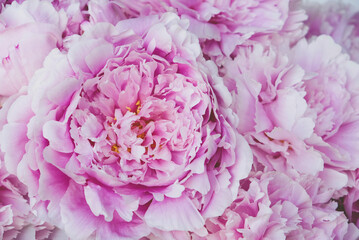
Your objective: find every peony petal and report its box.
[318,168,348,190]
[144,195,204,231]
[85,42,114,74]
[184,171,210,195]
[0,123,27,174]
[84,183,138,222]
[46,77,82,106]
[60,181,99,240]
[43,120,74,153]
[6,95,33,124]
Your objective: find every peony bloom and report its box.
[218,43,324,177]
[87,0,170,26]
[267,0,308,47]
[219,43,312,137]
[218,33,359,237]
[147,0,290,57]
[304,0,359,63]
[193,172,351,240]
[0,0,66,102]
[218,38,352,206]
[0,163,65,240]
[0,13,252,239]
[290,35,359,172]
[87,0,291,57]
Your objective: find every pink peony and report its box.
[218,43,324,177]
[0,13,252,239]
[0,163,65,240]
[0,0,66,102]
[193,172,351,240]
[153,0,290,56]
[217,31,359,237]
[217,36,353,209]
[304,0,359,63]
[87,0,170,26]
[290,35,359,172]
[220,43,312,137]
[0,1,357,239]
[87,0,291,56]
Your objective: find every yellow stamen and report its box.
[111,144,119,153]
[126,101,141,114]
[135,100,141,115]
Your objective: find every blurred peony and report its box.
[304,0,359,62]
[87,0,170,25]
[87,0,291,57]
[193,172,351,240]
[157,0,290,57]
[0,13,252,239]
[0,0,66,103]
[0,163,65,240]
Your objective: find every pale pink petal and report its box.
[43,120,74,153]
[144,196,204,231]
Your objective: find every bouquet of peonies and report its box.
[0,0,359,239]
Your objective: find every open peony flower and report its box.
[194,172,352,240]
[0,0,66,102]
[153,0,290,57]
[219,34,359,237]
[217,38,353,208]
[219,43,313,138]
[218,43,325,176]
[87,0,291,57]
[87,0,170,26]
[290,35,359,172]
[0,13,252,239]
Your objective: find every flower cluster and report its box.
[0,0,358,239]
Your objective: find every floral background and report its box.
[0,0,358,239]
